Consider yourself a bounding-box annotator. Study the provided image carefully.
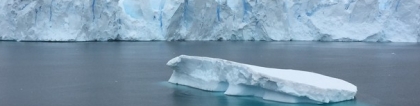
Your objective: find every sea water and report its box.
[0,41,419,106]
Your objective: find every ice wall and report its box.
[0,0,120,41]
[0,0,419,42]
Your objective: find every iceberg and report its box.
[167,55,357,104]
[1,0,419,42]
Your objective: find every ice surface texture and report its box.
[1,0,419,42]
[167,55,357,104]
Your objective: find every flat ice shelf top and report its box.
[249,65,357,92]
[167,55,357,104]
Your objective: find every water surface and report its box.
[0,41,419,106]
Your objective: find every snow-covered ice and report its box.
[1,0,419,42]
[167,55,357,104]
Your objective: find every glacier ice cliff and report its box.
[167,55,357,104]
[0,0,419,42]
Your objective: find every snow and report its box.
[167,55,357,104]
[0,0,419,42]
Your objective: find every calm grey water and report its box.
[0,41,419,106]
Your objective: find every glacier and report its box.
[0,0,419,42]
[167,55,357,104]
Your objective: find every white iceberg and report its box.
[167,55,357,104]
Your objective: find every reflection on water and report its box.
[161,82,369,106]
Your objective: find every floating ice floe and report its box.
[167,55,357,104]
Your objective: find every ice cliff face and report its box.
[0,0,120,41]
[1,0,419,42]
